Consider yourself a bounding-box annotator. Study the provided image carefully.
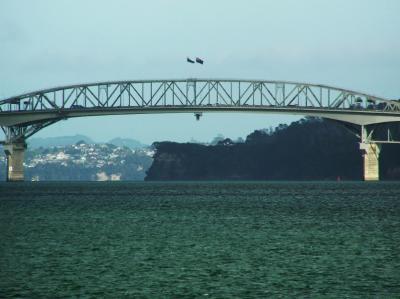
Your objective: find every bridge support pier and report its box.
[359,125,380,181]
[4,141,26,182]
[360,142,380,181]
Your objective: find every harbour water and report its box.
[1,181,399,298]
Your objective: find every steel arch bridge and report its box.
[1,78,400,181]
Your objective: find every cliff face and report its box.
[146,118,400,181]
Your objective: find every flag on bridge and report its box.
[196,57,204,64]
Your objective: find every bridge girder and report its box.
[0,79,399,142]
[1,79,399,182]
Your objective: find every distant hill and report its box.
[27,135,147,149]
[28,135,94,149]
[107,137,147,149]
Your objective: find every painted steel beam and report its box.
[1,106,400,127]
[1,79,399,142]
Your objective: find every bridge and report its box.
[1,79,400,182]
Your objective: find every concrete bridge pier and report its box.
[4,141,26,182]
[360,142,380,181]
[360,126,380,181]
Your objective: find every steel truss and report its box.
[0,79,399,142]
[1,120,60,143]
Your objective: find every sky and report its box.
[1,0,399,144]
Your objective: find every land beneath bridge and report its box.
[146,118,400,181]
[2,118,399,181]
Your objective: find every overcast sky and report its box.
[1,0,399,144]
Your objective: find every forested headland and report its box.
[146,118,400,181]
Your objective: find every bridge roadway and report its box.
[1,79,400,181]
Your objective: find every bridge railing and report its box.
[1,80,399,113]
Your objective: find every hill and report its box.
[27,135,146,150]
[146,118,400,181]
[0,142,153,181]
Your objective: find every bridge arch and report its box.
[1,79,399,182]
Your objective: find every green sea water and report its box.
[0,182,399,298]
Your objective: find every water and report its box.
[1,181,399,298]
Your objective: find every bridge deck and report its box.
[1,79,399,142]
